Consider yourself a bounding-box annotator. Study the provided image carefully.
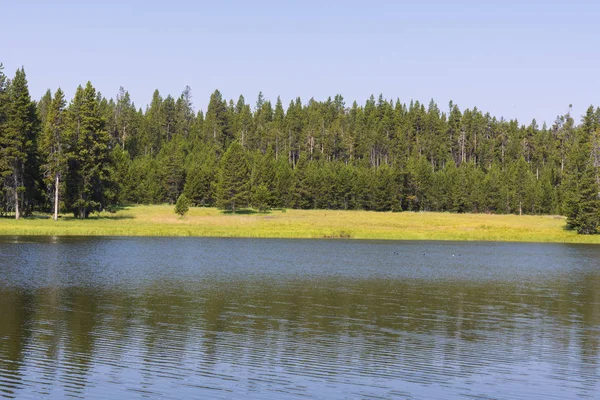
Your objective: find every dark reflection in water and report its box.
[0,237,599,399]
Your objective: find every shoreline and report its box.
[0,205,598,244]
[1,235,600,246]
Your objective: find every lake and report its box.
[0,237,599,399]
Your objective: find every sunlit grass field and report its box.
[0,205,598,243]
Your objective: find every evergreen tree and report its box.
[37,89,53,127]
[126,155,163,203]
[252,184,270,213]
[40,88,68,220]
[250,148,276,208]
[371,164,401,211]
[1,68,38,218]
[158,137,186,203]
[175,86,194,138]
[183,144,217,206]
[0,64,8,213]
[109,147,131,205]
[564,106,600,233]
[508,157,534,215]
[273,157,294,208]
[482,162,504,212]
[216,141,250,213]
[290,155,312,209]
[144,89,164,155]
[113,86,137,150]
[175,193,190,217]
[69,82,112,218]
[567,160,600,234]
[205,90,230,149]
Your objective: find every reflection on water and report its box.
[0,237,599,399]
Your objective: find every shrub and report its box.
[175,194,190,217]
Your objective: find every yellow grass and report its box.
[0,205,598,243]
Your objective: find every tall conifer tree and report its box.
[70,82,112,218]
[216,141,250,213]
[564,106,600,233]
[1,68,37,219]
[40,88,67,220]
[0,64,8,210]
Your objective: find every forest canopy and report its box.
[0,63,599,233]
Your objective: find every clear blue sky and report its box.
[2,0,598,125]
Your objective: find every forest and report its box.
[0,64,599,233]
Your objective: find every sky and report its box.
[1,0,599,125]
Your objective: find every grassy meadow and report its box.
[0,205,598,243]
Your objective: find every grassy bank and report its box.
[0,205,598,243]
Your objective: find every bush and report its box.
[175,194,190,217]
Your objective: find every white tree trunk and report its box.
[54,175,59,221]
[14,172,20,220]
[14,189,19,220]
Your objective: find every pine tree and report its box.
[1,68,38,219]
[158,137,186,203]
[70,82,112,218]
[205,90,230,150]
[290,155,312,209]
[162,95,176,142]
[233,95,252,148]
[250,148,276,208]
[40,88,68,220]
[252,184,270,213]
[273,157,294,208]
[109,147,130,205]
[114,86,137,150]
[37,89,53,127]
[175,85,194,138]
[144,89,164,155]
[482,162,504,213]
[183,144,217,206]
[0,64,8,212]
[568,161,600,234]
[216,141,250,213]
[175,193,190,217]
[564,106,600,233]
[371,164,401,211]
[508,157,534,215]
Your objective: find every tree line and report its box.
[1,63,599,233]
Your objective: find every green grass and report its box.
[0,205,598,243]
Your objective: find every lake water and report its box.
[0,237,599,399]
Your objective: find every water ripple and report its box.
[0,238,599,398]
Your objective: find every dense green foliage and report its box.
[216,141,251,213]
[174,194,190,217]
[39,88,67,220]
[0,63,599,232]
